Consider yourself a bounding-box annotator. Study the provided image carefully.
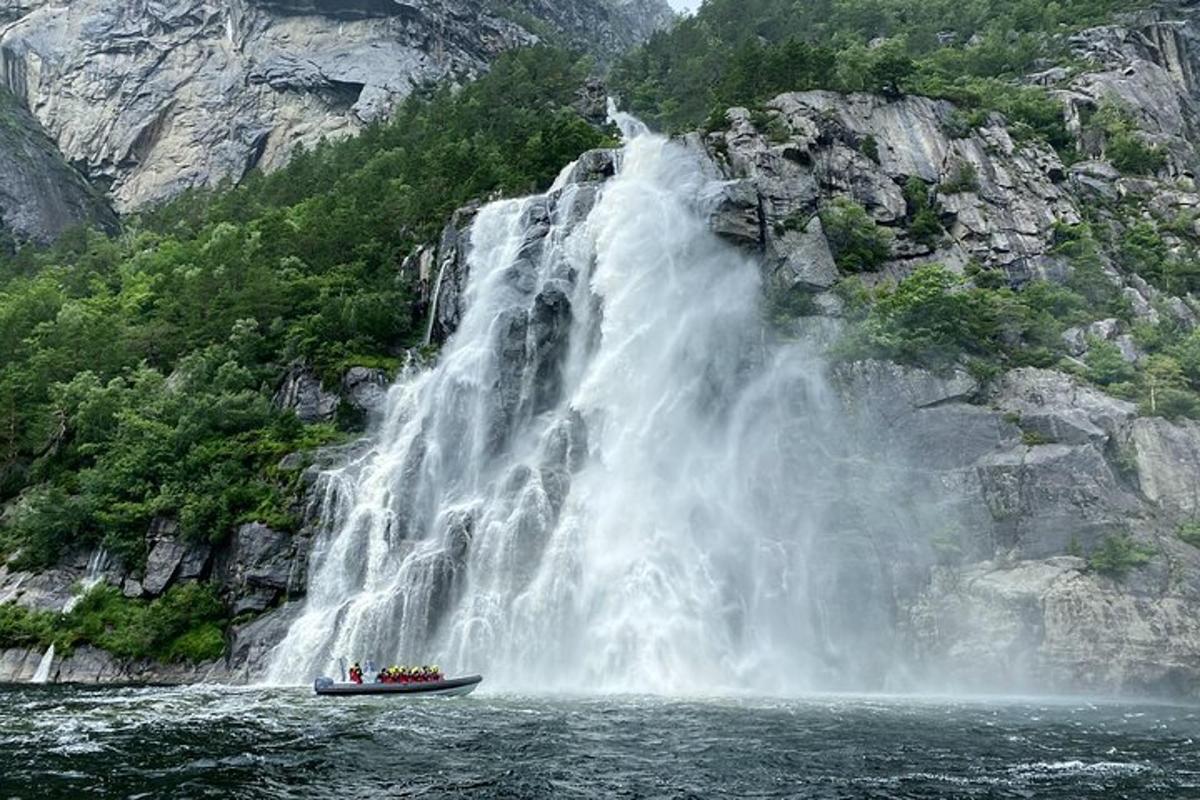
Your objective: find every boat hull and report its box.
[313,675,482,697]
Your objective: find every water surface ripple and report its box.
[2,686,1197,799]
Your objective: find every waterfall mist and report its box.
[267,121,938,693]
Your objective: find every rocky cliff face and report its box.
[0,0,671,212]
[0,89,114,246]
[401,10,1200,696]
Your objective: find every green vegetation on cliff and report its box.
[612,0,1149,140]
[0,48,610,571]
[0,583,227,663]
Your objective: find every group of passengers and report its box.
[345,662,444,685]
[377,665,443,684]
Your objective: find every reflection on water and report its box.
[2,685,1198,798]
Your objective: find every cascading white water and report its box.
[31,644,55,684]
[268,115,925,693]
[62,547,109,614]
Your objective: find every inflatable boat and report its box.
[313,674,482,697]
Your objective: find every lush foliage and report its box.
[0,47,610,569]
[1090,102,1167,176]
[820,198,893,272]
[0,583,227,662]
[612,0,1149,142]
[829,208,1200,419]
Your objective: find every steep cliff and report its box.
[0,89,114,247]
[0,0,671,212]
[401,10,1200,695]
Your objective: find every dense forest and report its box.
[4,0,1200,661]
[612,0,1153,135]
[0,48,610,574]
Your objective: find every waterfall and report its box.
[31,644,55,684]
[423,255,449,347]
[62,547,109,614]
[268,116,922,693]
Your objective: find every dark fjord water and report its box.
[1,686,1198,799]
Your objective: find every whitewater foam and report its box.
[267,115,920,693]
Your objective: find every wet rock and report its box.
[708,180,763,249]
[975,443,1142,558]
[274,364,340,423]
[0,648,42,682]
[142,518,187,597]
[561,149,618,185]
[911,549,1200,696]
[837,360,979,412]
[51,646,123,684]
[341,367,389,413]
[217,523,308,616]
[0,561,82,611]
[768,215,839,291]
[991,368,1137,445]
[225,602,305,682]
[430,203,481,344]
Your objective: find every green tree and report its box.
[820,197,893,272]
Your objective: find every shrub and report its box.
[1089,533,1154,578]
[941,162,980,194]
[1094,102,1166,176]
[68,583,229,663]
[0,602,57,649]
[860,135,880,163]
[1085,339,1136,386]
[1180,521,1200,548]
[854,264,1003,367]
[904,176,944,248]
[820,197,893,272]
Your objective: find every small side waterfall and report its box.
[268,113,932,693]
[423,256,449,347]
[31,644,55,684]
[62,547,109,614]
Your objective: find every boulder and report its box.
[142,520,188,597]
[560,148,618,185]
[707,180,763,249]
[768,215,839,291]
[341,367,389,413]
[177,541,213,581]
[274,364,340,423]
